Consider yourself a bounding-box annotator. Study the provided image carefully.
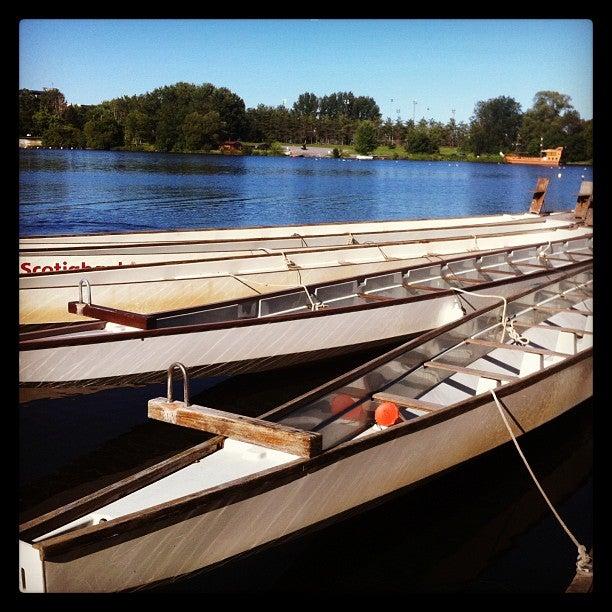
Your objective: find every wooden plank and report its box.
[403,282,448,292]
[371,392,442,412]
[529,177,549,214]
[511,262,552,269]
[67,301,152,329]
[541,256,575,263]
[510,321,592,335]
[533,305,591,315]
[423,361,519,382]
[478,268,520,276]
[445,276,483,284]
[148,399,322,458]
[19,436,225,541]
[464,338,570,357]
[357,292,394,302]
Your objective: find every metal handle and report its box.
[78,278,92,304]
[167,362,190,406]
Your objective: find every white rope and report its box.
[291,232,309,248]
[450,286,511,342]
[490,389,592,575]
[467,234,481,252]
[361,241,398,261]
[256,248,299,269]
[228,274,323,311]
[538,241,552,259]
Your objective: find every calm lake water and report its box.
[19,149,592,235]
[18,149,593,593]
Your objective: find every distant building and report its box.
[19,137,43,148]
[220,140,243,154]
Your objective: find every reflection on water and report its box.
[19,150,592,235]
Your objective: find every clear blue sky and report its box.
[19,19,593,123]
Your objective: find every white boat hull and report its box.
[19,212,565,249]
[19,225,592,325]
[20,355,591,592]
[18,217,572,272]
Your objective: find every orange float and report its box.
[374,402,400,427]
[330,393,356,415]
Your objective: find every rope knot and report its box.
[576,545,593,575]
[503,317,529,346]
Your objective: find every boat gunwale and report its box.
[18,215,559,253]
[18,224,586,279]
[19,210,567,241]
[27,266,592,558]
[19,257,592,352]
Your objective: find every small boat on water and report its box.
[504,147,564,167]
[19,219,591,326]
[19,211,573,272]
[19,236,593,395]
[19,263,592,592]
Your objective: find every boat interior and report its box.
[275,266,593,451]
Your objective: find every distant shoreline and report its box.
[19,146,593,166]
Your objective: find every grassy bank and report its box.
[82,143,592,166]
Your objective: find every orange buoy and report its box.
[330,393,356,415]
[374,402,400,427]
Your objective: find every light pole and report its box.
[412,100,417,123]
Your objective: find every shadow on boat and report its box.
[19,344,396,518]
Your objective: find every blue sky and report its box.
[19,19,592,123]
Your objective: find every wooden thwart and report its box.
[423,361,519,382]
[148,399,322,458]
[478,268,519,276]
[464,338,570,357]
[511,262,552,270]
[403,282,448,292]
[372,392,442,412]
[533,305,591,315]
[358,292,393,302]
[511,321,592,336]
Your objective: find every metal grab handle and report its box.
[167,362,190,406]
[78,278,92,304]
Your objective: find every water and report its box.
[18,149,593,592]
[19,149,592,236]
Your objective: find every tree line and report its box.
[19,83,592,162]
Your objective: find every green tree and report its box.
[467,96,522,155]
[293,93,319,116]
[517,91,591,161]
[83,113,123,149]
[124,110,153,146]
[19,89,40,136]
[405,128,440,154]
[182,111,224,150]
[353,120,377,154]
[42,124,85,148]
